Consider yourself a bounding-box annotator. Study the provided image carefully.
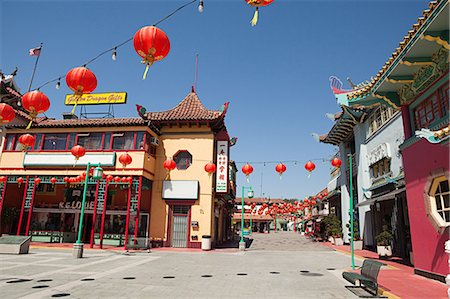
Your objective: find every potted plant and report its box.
[375,225,393,257]
[346,220,362,250]
[324,215,343,245]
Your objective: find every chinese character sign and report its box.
[216,140,229,193]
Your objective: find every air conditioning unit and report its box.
[150,137,159,146]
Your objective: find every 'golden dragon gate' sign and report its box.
[65,92,127,105]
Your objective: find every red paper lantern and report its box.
[106,175,114,182]
[275,163,286,177]
[119,153,133,168]
[17,177,24,187]
[71,145,86,160]
[204,162,216,176]
[331,157,342,168]
[245,0,275,26]
[127,176,133,184]
[34,177,41,185]
[304,161,316,173]
[0,103,15,124]
[64,177,70,183]
[80,172,86,179]
[241,163,254,179]
[18,134,35,150]
[50,177,57,186]
[121,177,128,183]
[163,159,176,171]
[21,91,50,128]
[0,176,6,183]
[66,67,97,95]
[114,176,121,182]
[133,26,171,79]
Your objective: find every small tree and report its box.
[346,220,360,240]
[323,215,342,238]
[375,225,393,246]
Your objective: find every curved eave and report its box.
[345,0,448,107]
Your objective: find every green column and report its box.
[76,162,91,244]
[240,186,245,243]
[349,154,355,270]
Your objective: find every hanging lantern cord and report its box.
[34,0,198,90]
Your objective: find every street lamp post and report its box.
[240,186,253,251]
[73,162,103,258]
[348,154,355,269]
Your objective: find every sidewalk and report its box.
[321,242,448,299]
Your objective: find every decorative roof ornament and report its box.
[415,125,450,144]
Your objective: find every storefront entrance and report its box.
[171,205,190,248]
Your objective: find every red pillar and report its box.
[99,181,109,249]
[133,177,142,245]
[25,178,37,236]
[17,176,29,236]
[0,179,8,225]
[89,182,100,248]
[401,105,413,139]
[294,217,297,232]
[123,183,132,250]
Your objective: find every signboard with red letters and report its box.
[215,140,229,193]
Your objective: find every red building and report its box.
[336,0,449,281]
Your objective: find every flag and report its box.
[29,47,41,56]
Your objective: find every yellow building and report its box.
[0,90,236,249]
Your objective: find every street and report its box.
[0,233,360,298]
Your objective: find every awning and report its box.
[355,187,406,207]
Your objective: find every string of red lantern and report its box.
[35,0,198,91]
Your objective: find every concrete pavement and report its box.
[0,232,359,298]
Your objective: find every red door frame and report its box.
[24,179,37,236]
[99,181,109,249]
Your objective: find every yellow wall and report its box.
[150,125,215,244]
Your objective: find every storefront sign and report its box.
[65,92,127,105]
[59,201,95,210]
[24,153,116,167]
[368,143,391,165]
[162,180,199,200]
[215,140,229,193]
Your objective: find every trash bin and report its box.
[201,235,211,251]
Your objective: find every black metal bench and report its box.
[343,259,386,297]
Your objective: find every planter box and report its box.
[353,240,363,250]
[333,237,344,246]
[377,245,392,257]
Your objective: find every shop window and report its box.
[413,84,449,130]
[112,132,134,150]
[145,133,157,156]
[173,205,190,215]
[42,134,68,150]
[104,133,112,150]
[77,132,103,150]
[67,133,76,150]
[173,150,192,170]
[36,183,55,194]
[34,133,43,150]
[368,105,396,135]
[4,134,16,150]
[370,158,391,179]
[426,175,450,231]
[135,132,145,150]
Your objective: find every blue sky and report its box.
[1,0,428,199]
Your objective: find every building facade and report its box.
[0,90,236,250]
[326,0,448,281]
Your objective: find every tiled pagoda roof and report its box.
[343,0,444,101]
[144,92,222,122]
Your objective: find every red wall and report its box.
[402,138,449,277]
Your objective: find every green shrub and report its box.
[375,225,393,246]
[346,220,360,240]
[323,215,342,238]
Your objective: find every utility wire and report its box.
[36,0,198,90]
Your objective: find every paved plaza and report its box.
[0,233,363,298]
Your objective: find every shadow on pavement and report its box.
[215,237,253,249]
